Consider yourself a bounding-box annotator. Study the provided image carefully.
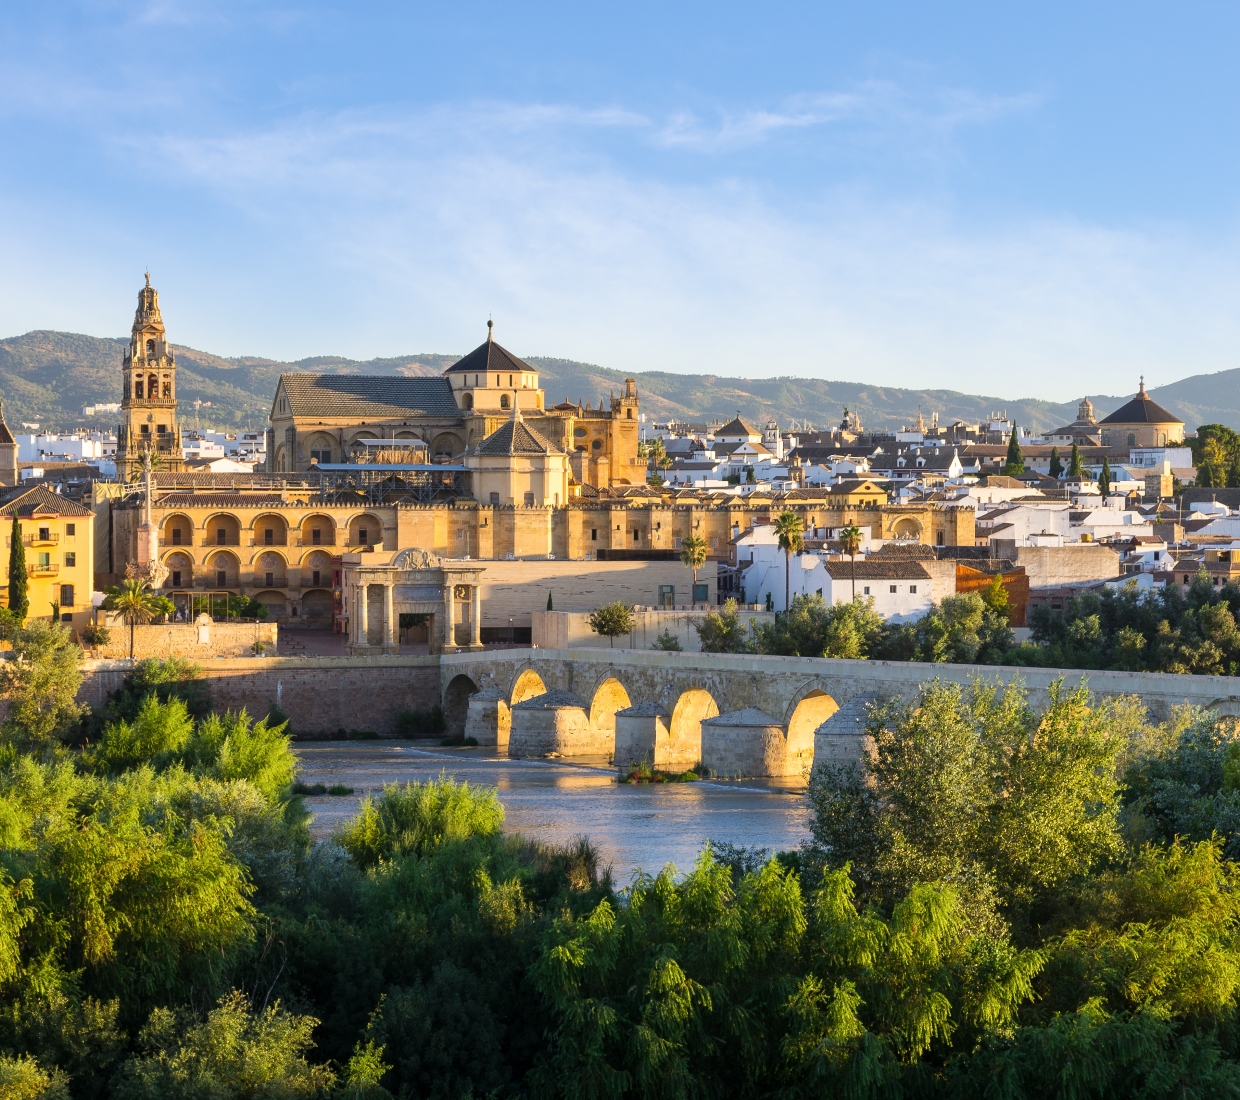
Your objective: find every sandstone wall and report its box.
[90,621,279,660]
[532,607,773,651]
[78,655,440,736]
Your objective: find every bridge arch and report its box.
[510,667,548,706]
[668,687,719,766]
[784,688,839,770]
[444,673,479,738]
[588,677,632,751]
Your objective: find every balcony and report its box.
[6,533,60,547]
[296,534,337,547]
[250,535,289,547]
[28,563,59,576]
[201,534,241,546]
[344,541,377,551]
[160,536,193,547]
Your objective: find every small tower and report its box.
[115,274,183,481]
[0,401,17,487]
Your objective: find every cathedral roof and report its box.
[279,374,460,419]
[715,416,761,438]
[0,484,93,517]
[474,415,560,457]
[0,403,15,446]
[1099,382,1183,426]
[444,323,537,376]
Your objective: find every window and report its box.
[264,528,274,545]
[312,528,322,544]
[890,585,898,593]
[658,584,675,608]
[310,449,332,464]
[157,424,166,434]
[591,439,602,450]
[65,524,74,536]
[171,570,182,587]
[312,570,321,586]
[490,492,500,505]
[627,408,633,418]
[693,583,709,603]
[358,528,369,544]
[135,380,144,399]
[59,584,74,607]
[909,584,917,594]
[64,552,75,567]
[38,527,49,541]
[863,586,871,595]
[217,569,227,587]
[591,528,597,541]
[1127,433,1136,446]
[500,394,510,409]
[936,531,944,545]
[172,528,182,544]
[523,492,535,507]
[710,536,719,548]
[265,572,274,587]
[145,339,154,355]
[140,423,149,434]
[216,529,226,544]
[462,393,473,410]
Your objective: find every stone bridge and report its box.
[440,648,1240,778]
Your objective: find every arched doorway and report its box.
[510,668,547,706]
[785,689,839,773]
[444,674,479,738]
[668,688,719,765]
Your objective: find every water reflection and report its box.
[293,741,811,883]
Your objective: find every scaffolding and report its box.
[309,463,470,504]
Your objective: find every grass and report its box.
[618,759,699,784]
[293,781,356,796]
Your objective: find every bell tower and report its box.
[116,273,183,480]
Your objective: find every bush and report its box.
[395,706,446,737]
[81,625,111,649]
[650,630,682,651]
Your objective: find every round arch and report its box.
[784,689,839,771]
[159,511,196,539]
[205,549,241,587]
[588,677,632,747]
[161,550,194,589]
[510,668,547,706]
[892,518,921,540]
[250,512,290,544]
[668,688,719,763]
[347,513,384,549]
[203,512,242,546]
[431,432,464,460]
[253,550,289,586]
[444,674,480,738]
[298,513,337,547]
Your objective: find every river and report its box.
[293,741,813,884]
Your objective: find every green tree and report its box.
[546,591,553,611]
[838,523,863,603]
[0,620,85,748]
[679,534,708,609]
[1048,445,1063,479]
[885,592,1014,664]
[1068,440,1083,476]
[773,510,804,613]
[8,511,27,624]
[745,465,756,483]
[1002,425,1025,476]
[1099,455,1112,497]
[753,593,884,658]
[650,629,681,651]
[103,579,174,660]
[694,597,752,653]
[586,600,634,648]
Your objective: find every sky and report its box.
[2,2,1239,400]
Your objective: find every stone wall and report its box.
[1013,544,1121,590]
[478,559,719,631]
[531,607,773,651]
[77,655,440,736]
[91,621,279,660]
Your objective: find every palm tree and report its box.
[102,578,166,660]
[773,511,804,613]
[680,534,708,609]
[839,523,864,602]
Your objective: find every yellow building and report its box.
[0,485,95,629]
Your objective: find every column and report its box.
[470,584,482,648]
[357,581,369,645]
[444,581,456,650]
[384,583,396,650]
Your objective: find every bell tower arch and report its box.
[116,273,183,480]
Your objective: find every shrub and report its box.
[395,706,445,737]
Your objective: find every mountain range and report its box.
[2,329,1237,436]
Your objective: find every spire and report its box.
[487,318,493,343]
[144,271,150,287]
[1139,375,1147,397]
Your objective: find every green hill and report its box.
[1,329,1232,435]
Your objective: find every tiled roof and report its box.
[821,560,931,581]
[153,494,290,509]
[474,416,561,456]
[0,484,94,517]
[1099,389,1183,426]
[444,335,537,376]
[715,416,760,437]
[280,374,460,418]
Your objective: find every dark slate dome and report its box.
[1099,380,1183,425]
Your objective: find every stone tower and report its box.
[116,274,183,481]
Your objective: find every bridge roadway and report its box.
[440,648,1240,777]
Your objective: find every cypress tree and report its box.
[1048,446,1063,479]
[1002,425,1025,476]
[546,591,553,611]
[1099,456,1112,497]
[8,511,27,624]
[1068,441,1083,476]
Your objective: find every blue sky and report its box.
[2,2,1239,399]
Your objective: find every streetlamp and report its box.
[509,616,514,646]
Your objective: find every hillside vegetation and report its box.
[1,328,1229,434]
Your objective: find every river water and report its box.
[293,741,812,884]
